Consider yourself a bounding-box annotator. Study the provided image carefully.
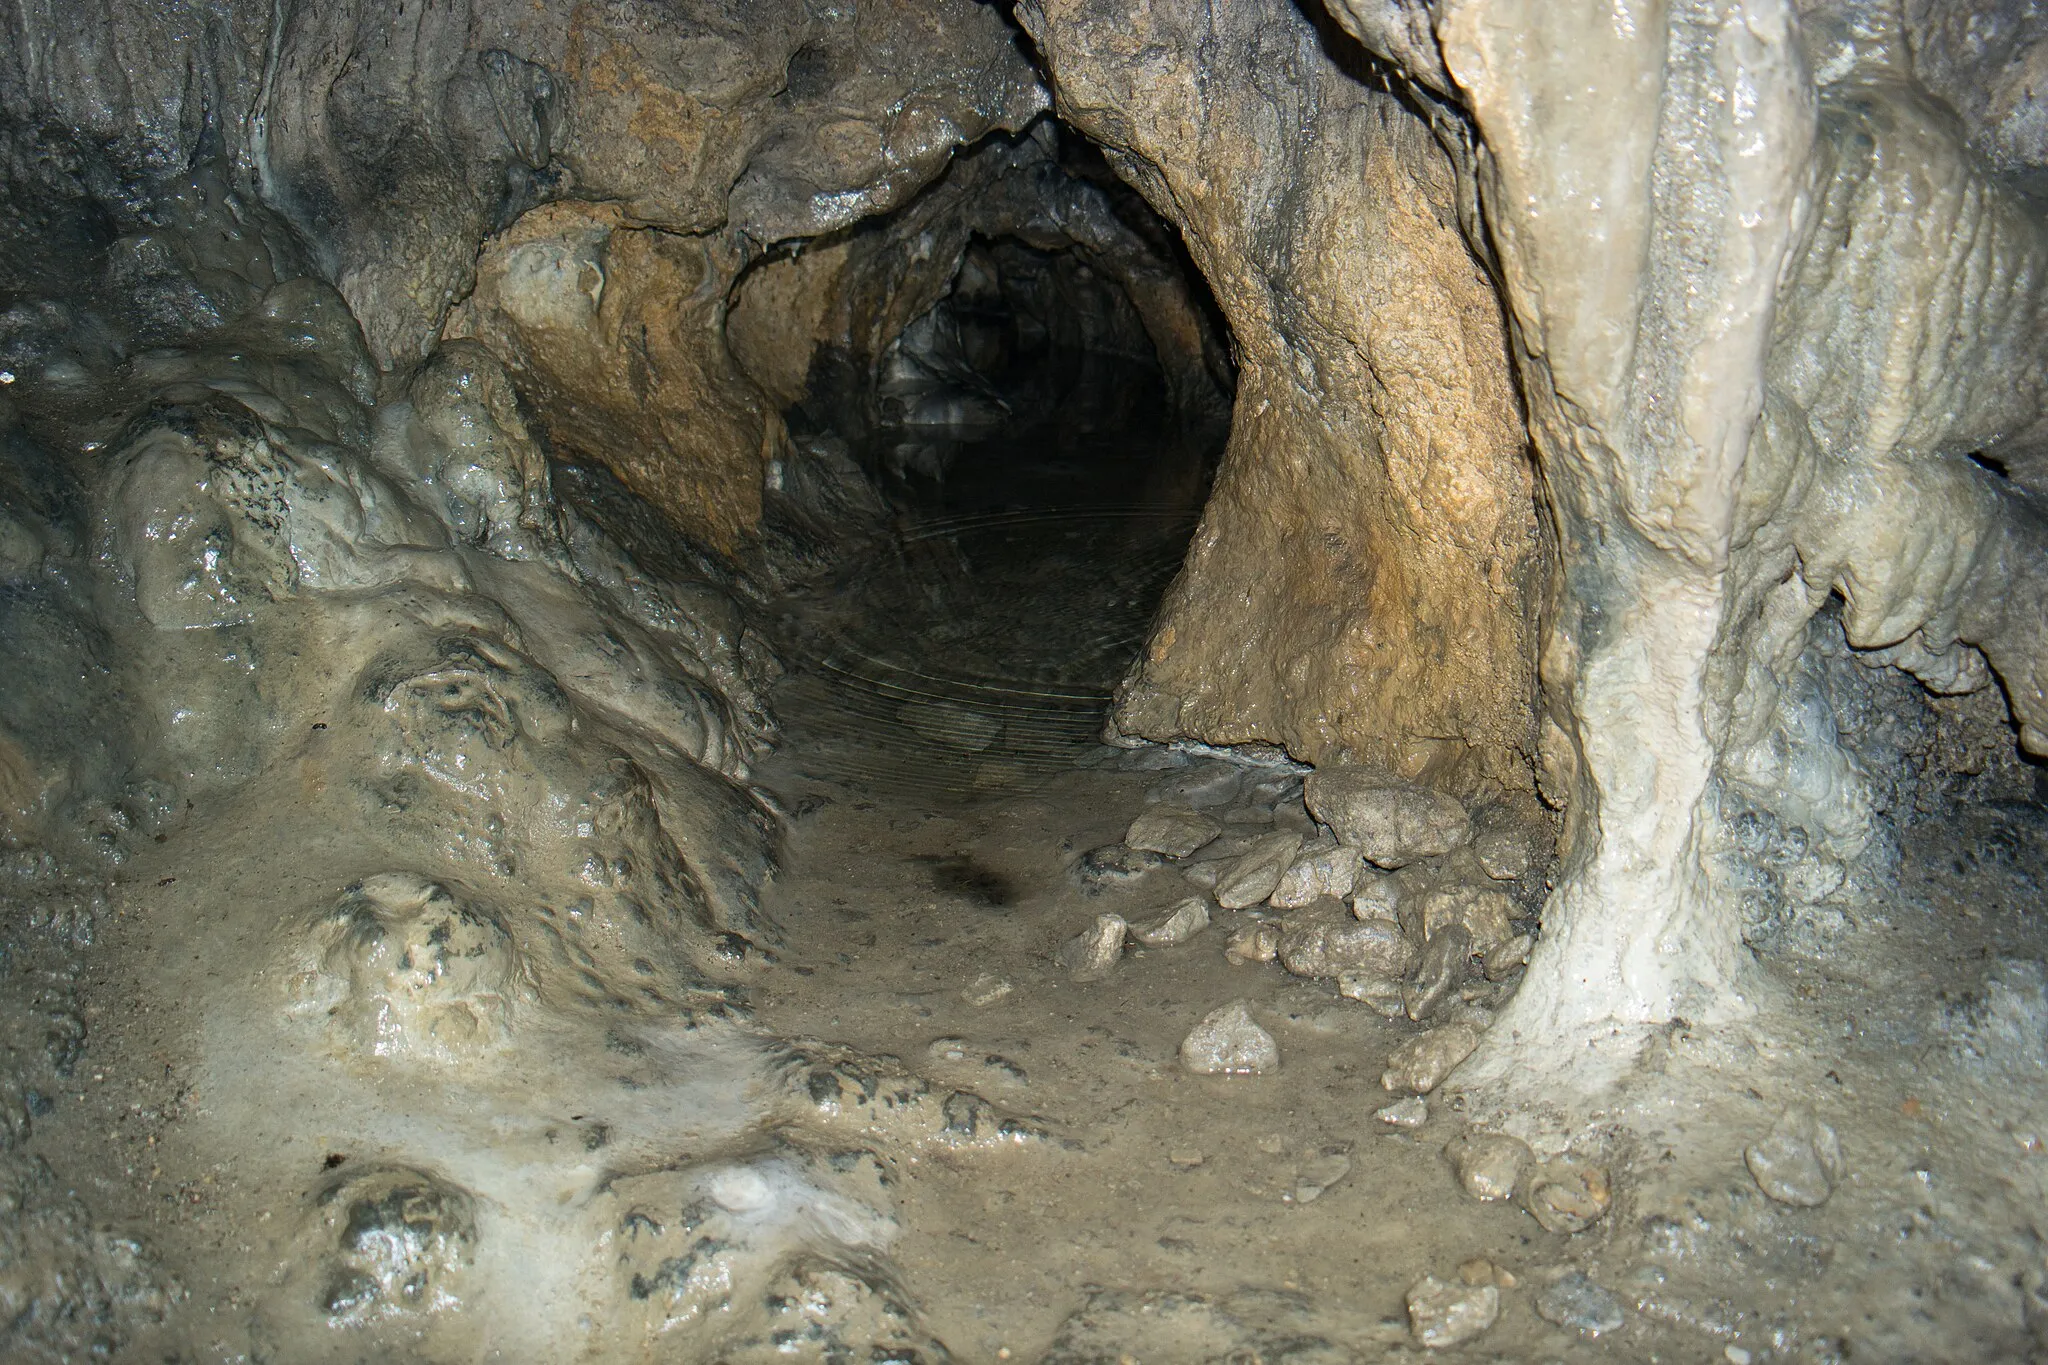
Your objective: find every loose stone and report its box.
[1224,921,1280,965]
[1135,897,1211,946]
[1278,902,1418,979]
[1381,1022,1483,1094]
[1293,1150,1352,1202]
[1269,841,1361,908]
[1339,968,1408,1018]
[1445,1130,1533,1202]
[1404,923,1472,1022]
[1745,1107,1843,1207]
[1535,1271,1625,1336]
[1125,806,1223,858]
[1458,1257,1495,1286]
[1522,1160,1613,1233]
[1350,873,1400,922]
[1376,1096,1427,1128]
[1058,914,1128,982]
[1167,1149,1205,1168]
[1304,767,1472,868]
[1418,885,1517,958]
[1147,760,1244,809]
[1182,861,1223,890]
[1482,933,1533,981]
[961,973,1013,1007]
[1406,1273,1499,1349]
[1180,1000,1278,1075]
[1215,831,1304,910]
[1472,827,1535,880]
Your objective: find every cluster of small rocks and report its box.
[1406,1257,1626,1349]
[1064,755,1552,1094]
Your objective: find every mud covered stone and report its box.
[1126,806,1223,858]
[1406,1273,1498,1348]
[1180,1001,1278,1074]
[1277,901,1418,980]
[1268,840,1361,908]
[1304,767,1472,868]
[1404,923,1472,1022]
[1536,1271,1624,1335]
[1418,885,1518,958]
[1135,898,1211,946]
[1073,844,1166,892]
[1523,1160,1613,1233]
[1224,921,1280,965]
[1377,1096,1428,1128]
[310,1165,476,1323]
[1381,1023,1483,1094]
[1338,967,1408,1018]
[1745,1107,1844,1207]
[1215,831,1304,910]
[1147,761,1244,808]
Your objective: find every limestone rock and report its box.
[1147,761,1244,809]
[1350,873,1401,923]
[1745,1108,1844,1207]
[1276,902,1418,980]
[1303,768,1473,868]
[1473,827,1535,881]
[1292,1150,1352,1203]
[1535,1272,1624,1336]
[1405,1274,1499,1349]
[1381,1023,1483,1094]
[1445,1131,1533,1202]
[1223,921,1280,966]
[1376,1096,1428,1128]
[1073,844,1166,892]
[1058,914,1127,982]
[1403,924,1471,1022]
[1215,831,1304,910]
[1338,969,1408,1018]
[1181,861,1224,891]
[1482,933,1533,981]
[1135,898,1211,947]
[1418,886,1518,958]
[1180,1001,1278,1075]
[1126,806,1222,858]
[1522,1161,1613,1234]
[1269,841,1362,908]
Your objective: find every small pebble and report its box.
[1725,1348,1754,1365]
[1168,1149,1205,1167]
[1292,1150,1352,1203]
[961,973,1013,1007]
[1382,1023,1483,1094]
[1338,968,1407,1018]
[1135,897,1211,946]
[1534,1271,1624,1336]
[1458,1257,1494,1287]
[1126,806,1223,858]
[1180,1000,1279,1075]
[1377,1096,1427,1128]
[1405,1273,1498,1349]
[1522,1159,1612,1233]
[1223,921,1280,965]
[1446,1130,1533,1201]
[1058,914,1128,982]
[1745,1106,1843,1207]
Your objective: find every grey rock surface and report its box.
[1304,768,1473,869]
[1125,806,1223,859]
[1180,1001,1278,1075]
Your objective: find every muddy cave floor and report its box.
[28,435,2048,1363]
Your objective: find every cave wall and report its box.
[1017,0,1546,796]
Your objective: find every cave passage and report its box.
[763,149,1234,799]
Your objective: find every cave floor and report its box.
[19,429,2048,1362]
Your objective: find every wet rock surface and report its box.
[1180,1001,1279,1075]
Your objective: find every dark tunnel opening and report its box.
[741,119,1238,797]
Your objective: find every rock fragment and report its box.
[1269,841,1361,908]
[1522,1160,1612,1233]
[1125,806,1223,858]
[1223,921,1280,965]
[1278,902,1418,979]
[1073,844,1166,892]
[1473,827,1535,880]
[1135,897,1210,946]
[1745,1107,1843,1207]
[1445,1130,1533,1202]
[1338,968,1408,1018]
[1482,933,1533,980]
[1180,1001,1278,1075]
[1418,886,1517,958]
[1304,767,1472,868]
[1292,1150,1352,1203]
[961,973,1013,1007]
[1349,873,1400,922]
[1404,923,1471,1022]
[1058,914,1127,982]
[1406,1273,1499,1349]
[1215,831,1304,909]
[1381,1023,1483,1094]
[1376,1096,1427,1128]
[1535,1271,1624,1336]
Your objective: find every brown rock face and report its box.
[445,203,777,554]
[1017,0,1544,793]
